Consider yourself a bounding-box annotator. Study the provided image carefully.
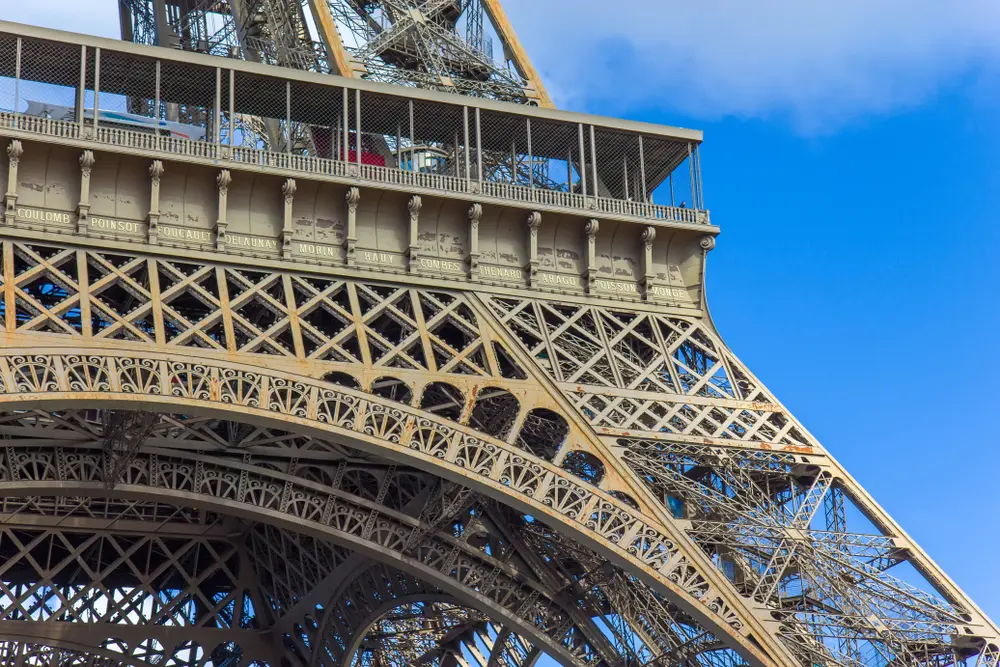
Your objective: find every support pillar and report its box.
[584,219,599,294]
[407,194,422,273]
[281,178,296,259]
[344,186,359,266]
[215,169,231,251]
[4,140,23,225]
[147,160,164,244]
[468,203,482,281]
[524,211,541,286]
[641,225,656,301]
[76,150,95,234]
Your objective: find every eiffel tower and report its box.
[0,2,994,666]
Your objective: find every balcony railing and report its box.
[0,21,711,227]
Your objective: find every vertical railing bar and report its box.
[463,106,470,184]
[286,80,292,156]
[687,142,694,209]
[408,99,415,171]
[154,59,161,151]
[475,107,482,183]
[695,145,704,209]
[623,155,629,202]
[228,68,234,149]
[566,149,572,195]
[526,118,533,190]
[511,139,516,186]
[13,38,21,121]
[354,89,361,171]
[396,122,402,170]
[577,124,587,197]
[77,45,87,131]
[589,125,598,201]
[93,47,101,133]
[638,134,647,204]
[214,67,221,149]
[342,87,349,162]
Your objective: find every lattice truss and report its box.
[486,295,1000,667]
[0,237,996,666]
[0,409,747,667]
[325,0,534,101]
[118,0,539,103]
[3,239,526,379]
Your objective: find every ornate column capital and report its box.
[79,150,96,174]
[408,194,423,217]
[641,225,656,248]
[344,187,360,266]
[584,218,600,293]
[281,179,297,258]
[525,211,542,286]
[4,140,23,224]
[215,170,232,251]
[148,159,164,183]
[526,211,542,234]
[468,203,483,226]
[76,150,98,233]
[282,177,297,202]
[346,186,361,211]
[217,169,232,194]
[407,195,422,274]
[6,139,23,165]
[468,203,483,280]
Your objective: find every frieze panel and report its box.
[0,143,708,308]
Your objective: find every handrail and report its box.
[0,111,710,227]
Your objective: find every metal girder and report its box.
[118,0,549,106]
[485,293,1000,667]
[0,12,996,658]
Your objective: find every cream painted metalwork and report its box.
[0,13,995,667]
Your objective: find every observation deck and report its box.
[0,20,714,310]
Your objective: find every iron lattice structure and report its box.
[117,0,552,105]
[0,9,996,667]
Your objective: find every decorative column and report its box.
[281,178,296,259]
[641,225,656,301]
[468,203,482,281]
[407,195,422,273]
[584,219,599,294]
[4,140,24,225]
[215,169,231,250]
[147,160,164,244]
[344,186,359,267]
[76,150,95,234]
[524,211,542,286]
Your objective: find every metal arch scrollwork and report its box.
[0,347,773,666]
[484,292,1000,667]
[0,445,602,667]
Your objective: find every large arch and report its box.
[0,445,605,667]
[0,345,771,666]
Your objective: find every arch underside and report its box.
[0,408,746,667]
[0,238,993,667]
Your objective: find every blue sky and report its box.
[7,0,1000,635]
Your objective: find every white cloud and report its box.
[6,1,1000,129]
[502,0,1000,128]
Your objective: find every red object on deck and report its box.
[342,149,386,167]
